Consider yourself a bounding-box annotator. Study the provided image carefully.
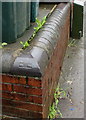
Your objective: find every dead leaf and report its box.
[67,81,73,85]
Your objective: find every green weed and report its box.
[20,41,30,49]
[48,84,66,119]
[34,16,46,33]
[68,39,77,47]
[0,42,7,48]
[20,16,46,49]
[20,4,57,49]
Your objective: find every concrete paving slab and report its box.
[58,38,84,118]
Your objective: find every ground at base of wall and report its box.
[57,37,84,118]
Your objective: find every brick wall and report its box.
[1,75,43,118]
[1,3,70,119]
[42,9,70,118]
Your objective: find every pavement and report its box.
[58,37,84,118]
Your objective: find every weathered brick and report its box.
[0,84,2,91]
[2,91,42,104]
[18,77,26,85]
[13,85,42,96]
[2,83,12,92]
[26,88,42,96]
[0,75,2,83]
[2,75,26,85]
[2,106,43,118]
[2,92,27,102]
[2,75,18,84]
[28,78,42,88]
[27,95,42,104]
[13,85,26,94]
[0,92,2,98]
[2,99,42,112]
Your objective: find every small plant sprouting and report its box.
[20,16,47,49]
[34,16,46,33]
[0,42,7,48]
[48,84,66,119]
[68,39,77,47]
[20,41,29,49]
[20,5,57,49]
[48,103,57,119]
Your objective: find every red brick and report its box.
[0,75,2,83]
[28,96,42,104]
[18,77,26,85]
[2,99,42,112]
[2,92,13,100]
[2,83,12,92]
[0,84,2,91]
[0,91,2,98]
[2,75,18,84]
[2,92,27,102]
[13,85,26,93]
[2,75,26,85]
[2,92,42,104]
[13,85,42,96]
[2,105,43,118]
[28,78,42,88]
[26,88,42,96]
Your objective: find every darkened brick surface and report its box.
[2,106,43,119]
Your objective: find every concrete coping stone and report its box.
[2,3,70,77]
